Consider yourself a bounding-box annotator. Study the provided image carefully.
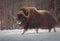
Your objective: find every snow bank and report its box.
[0,28,60,41]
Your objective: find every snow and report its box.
[0,28,60,41]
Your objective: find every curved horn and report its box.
[23,11,30,18]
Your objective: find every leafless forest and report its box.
[0,0,60,30]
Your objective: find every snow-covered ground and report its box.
[0,28,60,41]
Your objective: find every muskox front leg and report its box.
[22,28,28,35]
[49,29,51,32]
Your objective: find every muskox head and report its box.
[17,8,30,26]
[17,11,27,26]
[17,7,37,25]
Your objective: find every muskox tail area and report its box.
[52,16,59,26]
[48,15,58,32]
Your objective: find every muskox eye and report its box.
[17,14,23,20]
[17,14,23,17]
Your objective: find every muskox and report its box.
[17,7,58,34]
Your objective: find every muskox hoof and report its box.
[35,28,39,34]
[36,30,38,34]
[35,31,38,34]
[48,29,51,32]
[54,29,56,32]
[54,27,56,32]
[54,30,56,32]
[21,33,24,35]
[21,31,25,35]
[21,29,27,35]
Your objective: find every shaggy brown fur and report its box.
[17,7,58,34]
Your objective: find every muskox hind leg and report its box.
[49,29,51,32]
[53,27,56,32]
[49,27,56,32]
[48,25,56,32]
[48,25,52,32]
[35,28,39,34]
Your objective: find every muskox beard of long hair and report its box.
[19,17,35,29]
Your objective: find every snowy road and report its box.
[0,28,60,41]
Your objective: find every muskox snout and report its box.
[17,21,22,26]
